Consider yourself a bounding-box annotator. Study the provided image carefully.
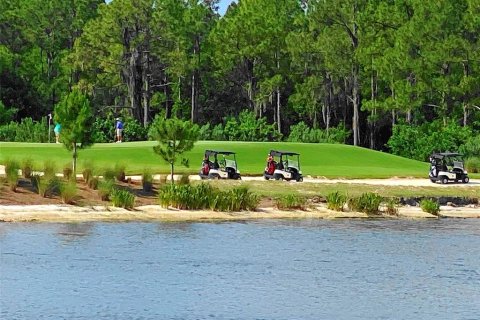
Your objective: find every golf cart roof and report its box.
[205,150,236,156]
[431,152,463,159]
[269,150,300,157]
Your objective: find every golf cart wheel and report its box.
[440,176,448,184]
[209,174,220,180]
[463,177,470,184]
[264,176,270,180]
[274,174,283,181]
[296,176,303,182]
[430,179,436,183]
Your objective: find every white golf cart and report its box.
[199,150,241,180]
[263,150,303,182]
[429,152,469,184]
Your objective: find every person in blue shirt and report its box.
[54,123,61,144]
[115,118,124,143]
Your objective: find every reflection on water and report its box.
[1,219,480,320]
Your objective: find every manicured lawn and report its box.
[0,141,429,178]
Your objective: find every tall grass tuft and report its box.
[142,169,153,192]
[43,162,57,179]
[326,191,347,211]
[82,161,95,183]
[420,199,440,215]
[98,180,114,201]
[103,168,116,181]
[275,194,308,210]
[114,163,126,182]
[5,159,20,191]
[63,164,73,181]
[159,183,259,212]
[88,176,99,190]
[21,158,33,178]
[31,174,60,197]
[178,174,190,185]
[111,188,135,209]
[59,181,78,204]
[348,192,383,214]
[384,198,399,216]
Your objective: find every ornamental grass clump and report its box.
[31,174,60,197]
[82,161,95,183]
[63,164,73,181]
[88,176,99,190]
[43,162,57,179]
[384,198,399,216]
[59,181,78,204]
[326,191,347,211]
[159,183,259,212]
[420,199,440,215]
[21,158,33,178]
[5,159,20,191]
[114,163,126,182]
[275,194,308,210]
[103,168,116,181]
[142,169,153,192]
[98,180,114,201]
[111,188,135,209]
[348,192,383,214]
[178,174,190,185]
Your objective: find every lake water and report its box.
[1,219,479,320]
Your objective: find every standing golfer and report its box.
[54,123,61,144]
[115,117,124,143]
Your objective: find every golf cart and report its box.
[429,152,469,184]
[264,150,303,182]
[199,150,241,180]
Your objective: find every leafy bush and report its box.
[92,112,148,143]
[21,158,33,178]
[5,159,20,191]
[198,111,281,141]
[460,135,480,158]
[0,117,49,142]
[384,198,399,216]
[59,181,78,204]
[275,194,307,210]
[287,122,350,144]
[142,170,153,192]
[388,121,472,161]
[98,180,114,201]
[159,183,259,212]
[420,199,440,215]
[348,192,383,214]
[465,157,480,173]
[326,191,347,211]
[110,188,135,209]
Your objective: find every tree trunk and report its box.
[142,50,150,127]
[352,64,360,146]
[463,104,468,127]
[72,142,77,176]
[170,162,174,185]
[276,87,281,134]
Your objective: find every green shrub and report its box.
[0,117,49,142]
[465,157,480,173]
[348,192,383,214]
[420,199,440,215]
[21,158,33,178]
[88,176,99,190]
[98,180,114,201]
[59,181,78,204]
[326,191,347,211]
[111,188,135,209]
[103,168,116,181]
[275,194,307,210]
[460,135,480,158]
[287,122,350,144]
[142,170,153,192]
[114,163,126,182]
[92,112,148,143]
[384,198,399,216]
[5,159,20,191]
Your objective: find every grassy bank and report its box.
[0,141,429,178]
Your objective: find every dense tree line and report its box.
[1,0,479,154]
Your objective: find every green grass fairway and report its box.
[0,141,429,178]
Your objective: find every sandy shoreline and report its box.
[1,204,479,222]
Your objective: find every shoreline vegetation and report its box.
[1,166,479,222]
